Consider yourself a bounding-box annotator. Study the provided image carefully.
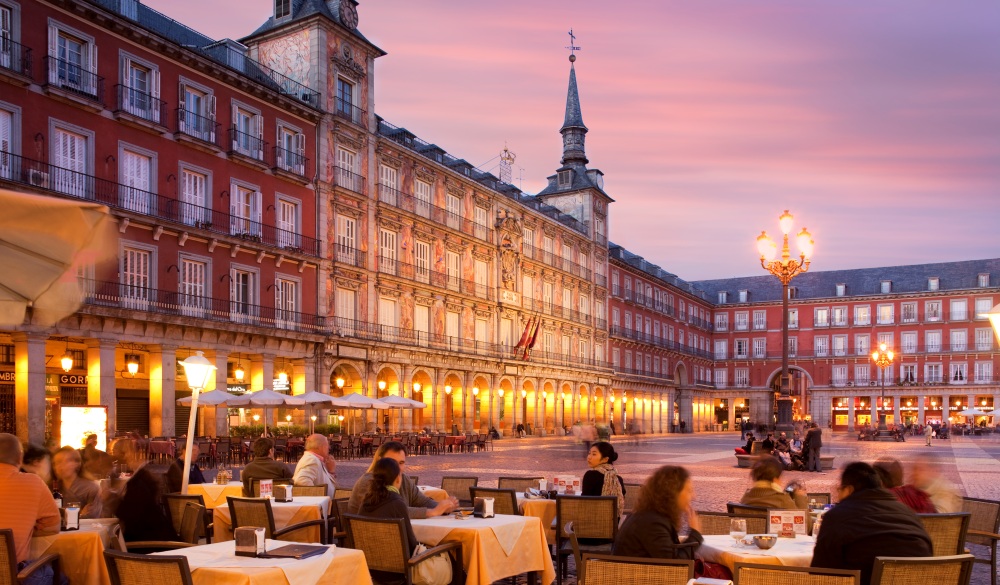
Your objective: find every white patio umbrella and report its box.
[337,392,389,435]
[175,389,240,437]
[296,391,351,433]
[376,395,427,433]
[228,389,305,436]
[958,407,988,419]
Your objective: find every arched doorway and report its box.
[471,375,490,431]
[766,367,814,423]
[330,362,364,433]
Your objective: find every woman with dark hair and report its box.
[21,443,52,484]
[581,442,626,517]
[111,438,178,542]
[358,457,418,555]
[613,465,702,559]
[873,458,934,513]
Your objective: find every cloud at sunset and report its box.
[145,0,1000,280]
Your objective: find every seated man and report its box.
[241,437,292,496]
[166,442,206,493]
[740,454,809,529]
[811,462,932,585]
[348,441,459,518]
[761,433,775,453]
[79,434,113,481]
[773,432,791,453]
[292,434,336,495]
[0,433,61,585]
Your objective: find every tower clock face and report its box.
[340,1,358,29]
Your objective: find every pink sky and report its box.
[145,0,1000,281]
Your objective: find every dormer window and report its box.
[928,277,939,291]
[835,283,846,297]
[881,280,892,294]
[738,289,749,303]
[979,274,990,287]
[558,170,572,188]
[275,0,290,19]
[718,291,728,304]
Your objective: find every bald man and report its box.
[292,434,337,495]
[0,433,60,580]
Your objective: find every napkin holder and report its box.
[274,484,294,502]
[60,504,80,531]
[473,497,494,518]
[235,527,266,557]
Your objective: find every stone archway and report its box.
[766,366,814,422]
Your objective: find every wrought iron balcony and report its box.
[334,96,366,126]
[0,38,32,79]
[333,245,367,269]
[229,127,268,163]
[114,85,166,125]
[177,108,220,147]
[376,254,494,301]
[334,165,365,194]
[198,43,320,108]
[273,146,307,177]
[376,183,493,244]
[44,55,104,103]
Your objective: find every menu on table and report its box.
[768,509,807,537]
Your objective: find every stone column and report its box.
[463,371,474,432]
[12,332,46,444]
[918,395,926,425]
[676,388,693,434]
[893,399,901,428]
[942,394,951,423]
[847,399,856,432]
[210,350,230,437]
[148,344,177,437]
[86,338,117,435]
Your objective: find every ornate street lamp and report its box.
[871,342,894,434]
[179,350,216,493]
[757,210,814,432]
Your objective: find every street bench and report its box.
[735,442,835,470]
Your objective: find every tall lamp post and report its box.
[871,342,894,434]
[757,210,814,432]
[179,351,216,494]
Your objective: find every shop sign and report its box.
[60,374,88,386]
[0,371,14,382]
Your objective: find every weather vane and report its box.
[566,29,581,62]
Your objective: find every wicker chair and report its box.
[734,562,860,585]
[698,512,768,535]
[962,496,1000,585]
[178,502,206,545]
[807,492,832,507]
[0,529,61,585]
[334,488,354,500]
[497,476,544,492]
[441,476,478,506]
[109,519,196,554]
[583,553,694,585]
[727,502,769,516]
[292,485,328,497]
[622,483,642,517]
[343,514,462,585]
[164,494,211,543]
[918,513,971,557]
[226,496,328,543]
[555,495,619,585]
[104,550,193,585]
[870,554,975,585]
[327,498,349,546]
[469,487,520,515]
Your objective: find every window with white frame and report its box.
[595,300,604,324]
[119,146,154,214]
[446,310,459,340]
[580,295,590,317]
[788,337,797,357]
[901,302,916,323]
[901,332,917,354]
[378,228,397,274]
[611,271,619,296]
[976,328,994,351]
[950,299,968,321]
[950,330,967,352]
[814,336,829,357]
[474,206,489,240]
[48,23,98,96]
[925,363,942,383]
[414,179,432,218]
[562,288,571,310]
[975,362,993,384]
[901,364,916,383]
[881,280,892,294]
[715,313,728,331]
[179,256,208,316]
[275,196,300,249]
[0,105,14,180]
[276,124,305,174]
[928,277,939,291]
[335,214,357,264]
[623,351,632,370]
[179,165,209,226]
[832,306,847,326]
[336,287,356,332]
[414,304,430,346]
[925,300,941,321]
[735,311,748,331]
[445,193,461,229]
[474,259,488,298]
[714,369,727,388]
[543,281,553,307]
[121,244,152,308]
[738,289,748,303]
[179,80,216,142]
[734,368,749,387]
[229,182,261,237]
[380,297,399,338]
[561,335,570,356]
[832,365,847,386]
[611,307,619,329]
[335,77,359,123]
[378,164,398,205]
[274,0,290,19]
[595,216,605,240]
[475,318,487,344]
[788,308,798,329]
[335,147,360,191]
[623,277,632,300]
[52,125,90,197]
[815,307,829,327]
[579,251,588,272]
[120,53,161,122]
[854,305,871,325]
[833,335,847,357]
[951,362,967,383]
[522,274,533,299]
[926,330,942,353]
[446,250,460,291]
[877,304,894,325]
[718,291,728,304]
[274,277,298,329]
[522,227,535,255]
[231,103,263,159]
[543,331,553,353]
[230,266,258,322]
[855,334,869,356]
[612,347,619,367]
[752,338,766,358]
[877,332,893,349]
[0,5,15,73]
[975,298,993,320]
[714,340,727,360]
[734,339,748,359]
[580,339,588,360]
[854,364,869,384]
[752,310,766,330]
[836,283,846,297]
[979,274,991,288]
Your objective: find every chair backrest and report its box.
[808,492,832,506]
[343,514,409,574]
[698,511,768,535]
[226,496,276,538]
[556,495,618,541]
[623,483,642,515]
[497,476,544,492]
[292,485,328,497]
[250,478,293,497]
[918,513,971,556]
[727,502,768,516]
[871,554,974,585]
[469,487,520,515]
[164,494,207,537]
[0,529,19,585]
[734,562,860,585]
[961,496,1000,547]
[583,552,694,585]
[178,502,205,544]
[441,476,479,503]
[334,488,354,500]
[565,522,584,583]
[408,476,419,487]
[104,550,194,585]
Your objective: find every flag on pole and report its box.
[513,316,533,356]
[523,316,541,361]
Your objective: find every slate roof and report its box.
[245,0,381,51]
[609,243,710,301]
[561,64,587,132]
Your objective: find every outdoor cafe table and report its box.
[516,495,557,545]
[411,514,555,585]
[153,539,372,585]
[189,481,245,508]
[213,496,330,543]
[697,533,816,572]
[444,436,466,452]
[417,485,449,502]
[30,518,117,585]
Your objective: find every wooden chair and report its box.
[226,496,327,543]
[164,494,212,544]
[178,502,206,545]
[555,495,619,585]
[497,476,544,492]
[334,488,354,500]
[248,478,293,497]
[343,514,462,585]
[109,520,196,554]
[104,550,193,585]
[469,487,520,515]
[962,496,1000,585]
[583,553,694,585]
[623,483,642,517]
[292,485,328,497]
[0,529,61,585]
[441,476,478,506]
[870,554,974,585]
[727,502,768,516]
[327,498,349,546]
[734,562,860,585]
[807,492,831,507]
[698,511,768,535]
[918,513,971,556]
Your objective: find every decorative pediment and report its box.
[376,215,403,231]
[541,224,557,237]
[542,271,557,283]
[445,181,465,199]
[444,238,466,253]
[412,225,435,242]
[332,43,367,79]
[335,276,362,290]
[579,282,593,294]
[562,277,576,288]
[334,203,362,218]
[336,128,364,151]
[521,266,537,278]
[415,294,435,307]
[376,149,404,170]
[376,285,402,298]
[445,302,463,313]
[473,193,491,209]
[471,247,493,262]
[415,166,437,184]
[474,309,493,319]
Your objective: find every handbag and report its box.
[694,558,733,580]
[411,543,454,585]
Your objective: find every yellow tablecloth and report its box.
[412,515,555,585]
[214,497,329,543]
[518,497,556,545]
[698,534,815,572]
[30,519,116,585]
[417,486,449,502]
[189,482,245,508]
[153,540,372,585]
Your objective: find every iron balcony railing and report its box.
[333,245,367,269]
[520,297,595,327]
[375,254,494,301]
[81,279,325,334]
[114,85,166,125]
[0,38,32,79]
[334,96,366,126]
[615,365,672,380]
[199,43,320,108]
[376,183,493,244]
[177,108,220,147]
[608,325,715,360]
[828,374,1000,388]
[0,152,320,256]
[334,165,365,194]
[229,127,267,162]
[273,146,307,177]
[44,55,104,102]
[595,273,607,288]
[522,243,591,280]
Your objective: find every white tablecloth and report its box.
[412,514,526,555]
[189,482,245,508]
[698,534,815,572]
[213,496,330,542]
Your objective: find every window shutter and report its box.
[150,68,161,122]
[252,191,262,235]
[0,110,10,177]
[47,25,58,84]
[177,81,187,131]
[207,94,216,142]
[87,44,98,95]
[294,132,305,174]
[254,114,264,159]
[231,106,239,151]
[121,57,131,89]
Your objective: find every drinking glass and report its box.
[730,518,747,547]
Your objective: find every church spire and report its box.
[560,29,588,166]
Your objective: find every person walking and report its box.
[806,422,823,473]
[924,422,933,446]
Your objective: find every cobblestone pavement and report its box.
[328,431,1000,584]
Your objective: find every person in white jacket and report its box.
[292,434,337,495]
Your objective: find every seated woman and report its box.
[736,433,755,454]
[358,457,421,584]
[21,443,52,484]
[740,455,810,530]
[581,442,625,518]
[52,446,102,518]
[111,438,179,542]
[613,465,702,559]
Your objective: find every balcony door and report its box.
[179,258,207,317]
[120,149,151,214]
[230,268,257,324]
[53,128,87,197]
